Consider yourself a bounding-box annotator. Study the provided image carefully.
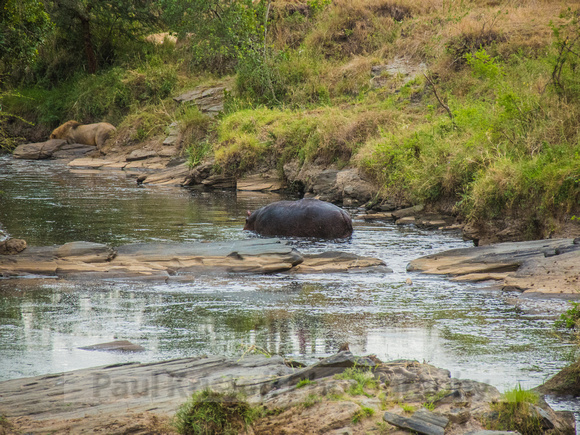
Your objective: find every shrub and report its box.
[173,389,262,435]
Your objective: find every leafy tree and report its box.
[0,0,52,74]
[45,0,162,74]
[162,0,268,73]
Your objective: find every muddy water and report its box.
[0,157,577,398]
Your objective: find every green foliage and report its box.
[352,405,375,424]
[0,0,52,72]
[465,48,504,80]
[555,301,580,330]
[335,367,378,397]
[173,389,262,435]
[550,11,580,101]
[163,0,267,74]
[401,403,416,414]
[486,384,542,435]
[42,0,162,76]
[502,384,539,405]
[5,62,178,127]
[296,379,316,388]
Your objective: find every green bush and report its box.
[174,389,262,435]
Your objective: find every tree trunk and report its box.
[79,15,97,74]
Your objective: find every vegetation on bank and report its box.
[1,0,579,238]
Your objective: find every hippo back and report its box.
[245,199,353,239]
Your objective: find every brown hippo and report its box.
[244,198,353,239]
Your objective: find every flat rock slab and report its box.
[237,174,284,192]
[407,238,580,294]
[13,139,67,159]
[0,238,389,280]
[0,354,293,434]
[383,409,448,435]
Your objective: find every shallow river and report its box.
[0,156,577,405]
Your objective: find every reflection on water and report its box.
[0,157,577,396]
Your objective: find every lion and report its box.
[50,120,116,149]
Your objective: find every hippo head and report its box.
[243,210,255,231]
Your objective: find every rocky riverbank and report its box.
[0,351,575,435]
[408,238,580,295]
[0,238,391,280]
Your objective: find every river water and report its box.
[0,156,578,402]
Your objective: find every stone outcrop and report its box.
[408,238,580,294]
[0,352,573,434]
[0,238,390,280]
[173,84,230,117]
[283,162,376,205]
[12,140,96,160]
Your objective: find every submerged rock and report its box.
[79,340,145,353]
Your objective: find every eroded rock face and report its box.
[0,238,26,255]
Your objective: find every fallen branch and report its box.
[423,72,455,128]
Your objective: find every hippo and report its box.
[244,198,353,239]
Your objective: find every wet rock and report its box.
[142,163,190,186]
[362,212,394,221]
[56,241,116,263]
[396,216,416,225]
[201,173,236,189]
[293,251,392,274]
[392,204,425,219]
[408,238,580,294]
[79,340,145,352]
[383,409,448,435]
[0,238,26,255]
[12,139,67,159]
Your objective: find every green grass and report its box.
[296,379,316,388]
[173,389,263,435]
[334,367,378,397]
[501,384,538,405]
[485,384,543,435]
[352,405,375,424]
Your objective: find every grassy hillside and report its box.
[2,0,580,240]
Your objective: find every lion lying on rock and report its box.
[50,120,116,149]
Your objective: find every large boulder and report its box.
[12,139,66,159]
